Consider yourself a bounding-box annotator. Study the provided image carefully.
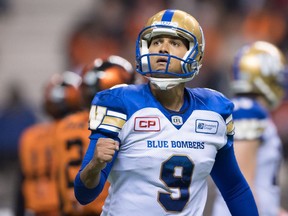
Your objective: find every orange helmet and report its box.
[80,55,134,107]
[43,71,82,119]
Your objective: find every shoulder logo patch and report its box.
[195,119,218,134]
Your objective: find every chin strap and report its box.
[147,76,195,90]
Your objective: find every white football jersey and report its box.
[89,84,234,216]
[212,97,282,216]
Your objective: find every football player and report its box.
[211,41,288,216]
[74,9,258,215]
[18,71,82,216]
[55,55,134,216]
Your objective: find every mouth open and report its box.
[156,58,168,64]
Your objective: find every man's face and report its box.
[148,35,189,77]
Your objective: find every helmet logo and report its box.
[153,21,178,27]
[257,53,283,76]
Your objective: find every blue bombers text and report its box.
[147,140,205,149]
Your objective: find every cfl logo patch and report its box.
[171,116,183,126]
[134,117,160,132]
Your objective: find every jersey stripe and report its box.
[107,110,127,120]
[226,114,235,135]
[99,125,121,133]
[89,105,127,131]
[102,116,126,129]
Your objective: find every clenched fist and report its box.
[92,138,119,170]
[80,138,119,189]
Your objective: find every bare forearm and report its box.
[80,159,103,189]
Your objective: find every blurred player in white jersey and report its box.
[74,9,259,216]
[212,41,288,216]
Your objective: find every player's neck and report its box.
[150,84,185,111]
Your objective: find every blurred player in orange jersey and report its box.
[55,55,134,216]
[18,71,82,216]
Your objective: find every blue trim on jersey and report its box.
[162,10,174,22]
[232,97,268,120]
[211,145,259,215]
[189,88,234,121]
[74,171,106,205]
[74,132,118,205]
[146,86,193,130]
[91,84,234,132]
[220,135,233,151]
